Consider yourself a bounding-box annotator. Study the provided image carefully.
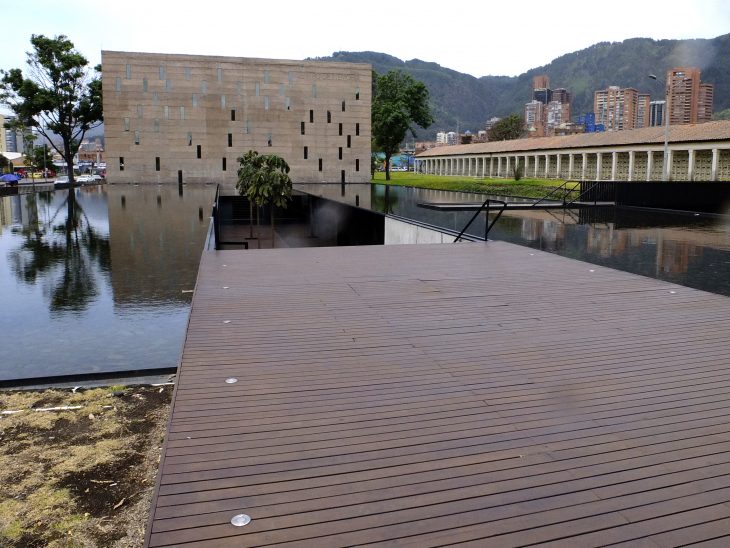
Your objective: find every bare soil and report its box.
[0,384,173,547]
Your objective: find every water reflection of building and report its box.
[106,185,215,307]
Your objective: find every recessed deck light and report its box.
[230,514,251,527]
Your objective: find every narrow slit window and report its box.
[119,157,125,171]
[153,119,160,132]
[245,120,251,134]
[180,106,185,120]
[165,79,172,91]
[137,105,143,118]
[301,121,305,135]
[355,87,360,100]
[339,123,343,136]
[134,130,140,145]
[356,159,360,171]
[164,106,169,119]
[236,81,242,94]
[221,95,226,109]
[159,65,165,80]
[342,100,346,112]
[222,157,227,171]
[318,158,323,171]
[184,67,192,80]
[263,70,269,84]
[264,96,269,110]
[338,147,343,160]
[228,133,232,147]
[142,78,148,92]
[309,110,314,123]
[187,132,192,146]
[255,82,260,96]
[278,84,285,96]
[196,145,201,159]
[303,146,308,159]
[192,94,198,107]
[201,80,207,94]
[115,77,121,92]
[267,134,272,147]
[312,84,317,98]
[356,123,360,136]
[152,92,159,104]
[327,111,331,123]
[347,135,351,148]
[230,109,236,121]
[217,68,223,83]
[285,97,291,110]
[123,117,130,132]
[288,71,293,84]
[341,170,345,183]
[155,157,160,171]
[125,64,131,79]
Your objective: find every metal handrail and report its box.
[454,197,507,242]
[532,180,578,207]
[563,181,604,208]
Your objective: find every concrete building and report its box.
[594,87,651,131]
[649,100,665,127]
[525,100,545,137]
[414,120,730,182]
[102,51,371,184]
[667,67,714,125]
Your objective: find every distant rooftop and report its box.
[417,120,730,157]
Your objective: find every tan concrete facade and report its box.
[102,51,371,184]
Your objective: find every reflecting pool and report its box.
[0,185,215,382]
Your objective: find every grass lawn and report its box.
[371,172,580,200]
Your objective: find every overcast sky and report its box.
[1,0,729,79]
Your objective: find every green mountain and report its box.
[312,34,730,139]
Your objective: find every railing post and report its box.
[484,200,490,240]
[212,205,220,250]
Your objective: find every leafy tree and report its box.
[30,145,54,176]
[236,150,293,248]
[488,114,525,141]
[372,70,433,181]
[0,154,8,173]
[1,34,102,193]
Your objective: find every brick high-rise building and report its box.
[666,67,714,125]
[524,100,545,137]
[594,86,649,131]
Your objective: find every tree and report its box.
[1,34,102,194]
[30,144,54,176]
[236,150,293,248]
[488,114,525,142]
[372,70,433,181]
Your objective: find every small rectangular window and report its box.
[327,111,331,123]
[159,65,165,80]
[303,146,308,159]
[125,64,131,79]
[288,71,293,84]
[164,106,169,119]
[184,67,192,80]
[119,157,124,171]
[230,109,236,121]
[356,158,360,171]
[115,77,121,92]
[192,94,198,108]
[134,130,140,145]
[279,83,285,96]
[196,144,201,159]
[339,147,343,160]
[264,96,269,110]
[342,100,346,112]
[285,97,291,110]
[137,105,143,118]
[318,158,323,171]
[255,82,260,96]
[187,132,192,146]
[152,92,159,104]
[309,110,314,123]
[236,81,243,94]
[356,123,360,136]
[245,120,251,134]
[267,134,272,147]
[165,79,172,91]
[217,67,223,83]
[355,87,360,100]
[123,117,130,132]
[201,80,208,94]
[341,170,346,183]
[228,133,232,147]
[142,78,148,92]
[301,121,305,135]
[222,157,227,171]
[312,84,317,98]
[221,95,226,109]
[155,157,160,171]
[263,70,269,84]
[347,135,351,148]
[180,106,185,120]
[153,119,160,132]
[339,123,343,136]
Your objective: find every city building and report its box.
[546,100,571,132]
[436,131,448,145]
[525,100,545,137]
[532,75,552,105]
[102,51,371,184]
[650,100,666,127]
[594,86,651,131]
[526,76,572,138]
[666,67,714,125]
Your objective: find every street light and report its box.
[648,73,670,181]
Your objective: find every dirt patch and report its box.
[0,384,172,547]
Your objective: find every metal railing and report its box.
[454,197,507,242]
[532,180,580,207]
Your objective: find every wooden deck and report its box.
[146,241,730,547]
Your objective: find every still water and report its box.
[297,183,730,297]
[0,185,215,382]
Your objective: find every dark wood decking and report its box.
[146,242,730,547]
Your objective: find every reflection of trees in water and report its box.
[371,185,399,214]
[8,190,110,314]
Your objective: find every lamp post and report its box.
[648,73,670,181]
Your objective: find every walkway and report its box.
[146,241,730,547]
